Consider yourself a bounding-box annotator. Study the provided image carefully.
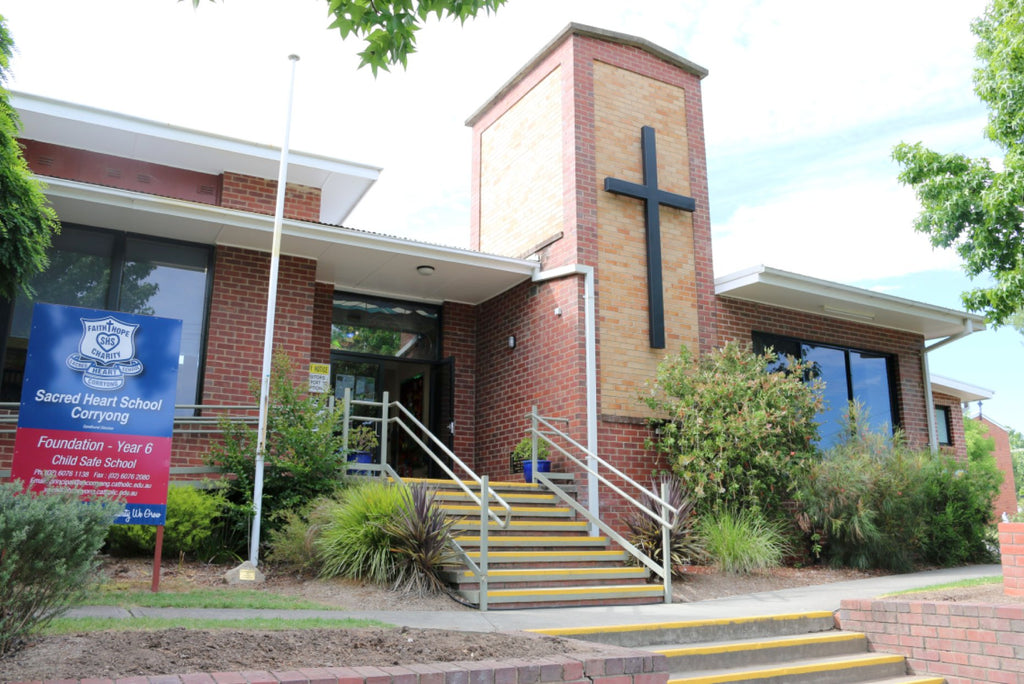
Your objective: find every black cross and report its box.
[604,126,696,349]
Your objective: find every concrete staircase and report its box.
[404,476,666,609]
[530,612,945,684]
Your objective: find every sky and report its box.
[3,0,1022,433]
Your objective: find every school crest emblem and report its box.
[66,316,144,390]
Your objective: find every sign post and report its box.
[10,303,182,586]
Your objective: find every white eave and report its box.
[930,374,994,403]
[715,265,986,340]
[12,91,380,225]
[40,177,536,305]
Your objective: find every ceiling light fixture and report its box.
[416,265,435,276]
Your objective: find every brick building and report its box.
[1,25,991,525]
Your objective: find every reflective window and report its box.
[332,294,440,361]
[934,406,952,446]
[754,332,897,448]
[1,224,212,410]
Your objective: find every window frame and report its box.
[0,223,215,410]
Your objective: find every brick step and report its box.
[666,652,910,684]
[652,630,867,672]
[453,534,609,548]
[457,583,665,609]
[462,549,629,564]
[439,503,574,519]
[445,566,649,588]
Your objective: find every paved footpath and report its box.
[66,564,1002,632]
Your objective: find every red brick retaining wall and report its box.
[998,522,1024,596]
[838,598,1024,684]
[12,646,669,684]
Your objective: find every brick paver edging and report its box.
[838,598,1024,684]
[8,644,669,684]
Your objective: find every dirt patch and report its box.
[888,582,1020,605]
[0,559,985,682]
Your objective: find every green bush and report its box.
[698,507,790,574]
[105,484,226,560]
[0,483,121,655]
[208,354,349,554]
[793,406,1000,570]
[625,473,704,573]
[381,482,459,594]
[266,496,337,571]
[317,481,405,583]
[643,342,822,518]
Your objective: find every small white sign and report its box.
[309,363,330,394]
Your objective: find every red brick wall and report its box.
[312,282,334,365]
[998,523,1024,596]
[442,302,478,464]
[220,172,322,222]
[932,391,967,459]
[473,277,588,486]
[714,298,930,451]
[982,419,1019,521]
[839,598,1024,683]
[202,246,317,405]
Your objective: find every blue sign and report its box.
[11,303,182,525]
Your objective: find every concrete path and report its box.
[66,564,1002,632]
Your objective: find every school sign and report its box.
[11,303,182,525]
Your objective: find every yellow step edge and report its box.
[461,567,642,578]
[490,584,661,598]
[667,654,905,684]
[395,477,545,489]
[440,504,571,513]
[528,611,835,636]
[455,535,606,542]
[465,550,623,558]
[655,631,864,657]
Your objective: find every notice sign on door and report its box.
[10,303,182,526]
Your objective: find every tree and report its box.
[0,16,60,300]
[892,0,1024,326]
[188,0,507,75]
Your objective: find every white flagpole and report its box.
[250,53,300,567]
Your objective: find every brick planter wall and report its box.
[999,522,1024,597]
[838,598,1024,684]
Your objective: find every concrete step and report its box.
[434,490,559,505]
[653,630,867,672]
[457,583,665,609]
[666,652,909,684]
[451,519,589,532]
[452,534,609,548]
[530,612,837,647]
[461,549,629,565]
[445,566,649,587]
[439,503,575,519]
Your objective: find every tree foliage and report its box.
[187,0,507,75]
[0,16,60,300]
[892,0,1024,325]
[643,342,822,518]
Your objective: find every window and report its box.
[934,406,952,446]
[753,331,897,448]
[1,224,212,411]
[331,293,440,361]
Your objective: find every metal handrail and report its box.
[527,406,678,603]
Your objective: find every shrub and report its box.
[208,354,349,554]
[381,482,459,594]
[643,342,822,518]
[105,485,227,560]
[317,481,405,583]
[794,405,1000,570]
[266,496,337,571]
[625,473,704,573]
[0,483,121,655]
[698,507,790,574]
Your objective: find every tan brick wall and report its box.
[595,61,698,418]
[478,67,564,257]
